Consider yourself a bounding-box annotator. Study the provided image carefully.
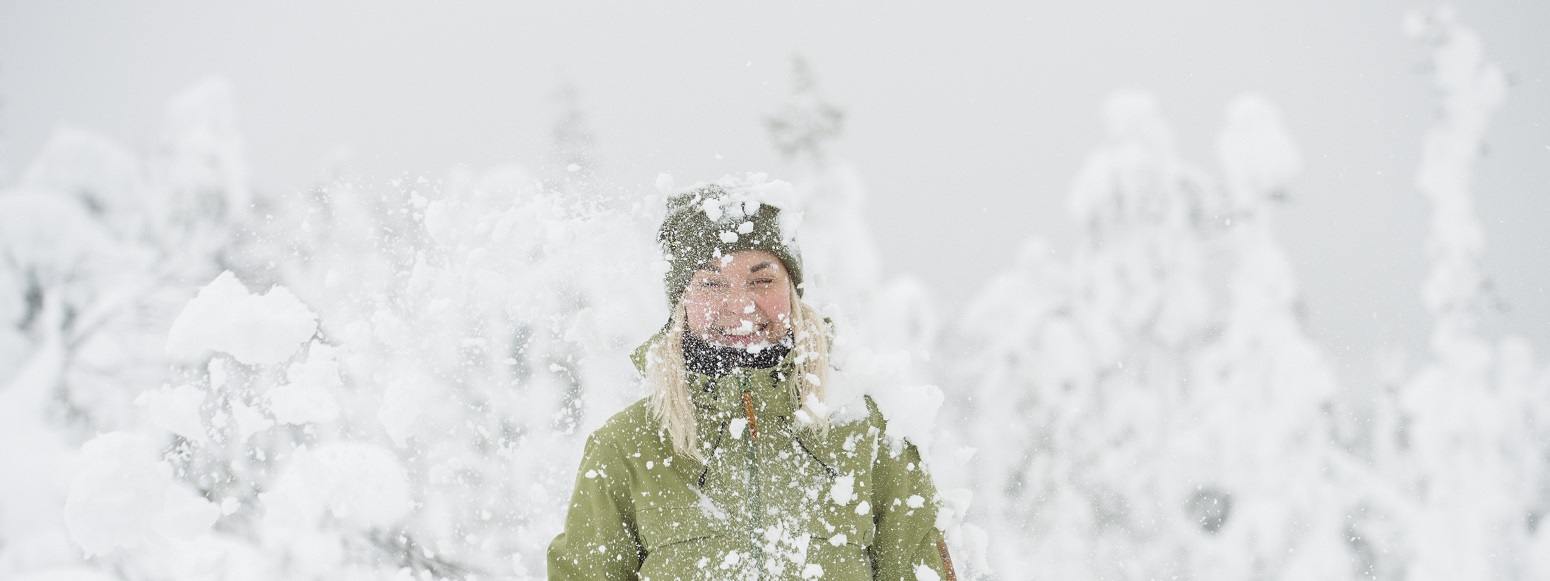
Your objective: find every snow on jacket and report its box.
[547,341,953,580]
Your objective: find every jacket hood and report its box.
[629,333,657,377]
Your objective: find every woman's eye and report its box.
[751,278,775,286]
[700,280,724,288]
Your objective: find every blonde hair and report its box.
[645,280,830,462]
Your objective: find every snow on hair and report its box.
[646,278,829,463]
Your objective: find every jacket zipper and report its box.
[741,379,763,580]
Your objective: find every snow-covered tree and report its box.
[0,70,670,580]
[939,237,1083,578]
[0,77,253,579]
[157,161,665,580]
[0,191,131,577]
[1363,8,1550,579]
[945,90,1371,579]
[550,81,598,184]
[766,56,843,164]
[152,78,253,275]
[1176,94,1350,580]
[944,90,1219,578]
[1054,91,1223,579]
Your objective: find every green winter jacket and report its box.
[547,342,953,580]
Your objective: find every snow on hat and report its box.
[657,177,804,312]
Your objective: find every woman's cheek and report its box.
[683,298,716,332]
[757,298,791,329]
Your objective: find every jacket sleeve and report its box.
[547,433,643,580]
[865,398,953,581]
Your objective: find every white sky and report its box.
[2,1,1547,387]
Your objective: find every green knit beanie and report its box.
[657,183,804,312]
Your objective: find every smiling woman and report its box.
[546,181,956,580]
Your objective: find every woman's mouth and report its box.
[718,321,767,344]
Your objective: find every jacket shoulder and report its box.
[858,394,891,436]
[863,394,884,424]
[587,397,663,450]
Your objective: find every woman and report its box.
[547,183,955,580]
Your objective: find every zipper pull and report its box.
[741,390,759,441]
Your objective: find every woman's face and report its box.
[680,249,792,348]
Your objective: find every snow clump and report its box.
[165,271,318,365]
[828,475,856,506]
[828,345,944,455]
[260,442,413,532]
[64,432,219,556]
[378,372,436,446]
[699,173,804,245]
[134,384,207,444]
[268,342,343,425]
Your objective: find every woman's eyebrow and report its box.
[749,262,776,273]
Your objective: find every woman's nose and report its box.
[720,289,756,316]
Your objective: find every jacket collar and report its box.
[631,332,800,421]
[687,363,798,419]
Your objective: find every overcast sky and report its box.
[2,1,1547,387]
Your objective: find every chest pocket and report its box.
[637,505,729,550]
[806,500,876,549]
[786,431,877,549]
